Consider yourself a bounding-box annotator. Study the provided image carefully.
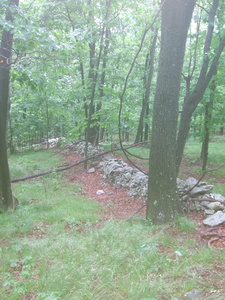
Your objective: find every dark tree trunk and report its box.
[134,30,158,144]
[0,0,19,210]
[146,0,196,224]
[95,26,111,146]
[85,0,112,146]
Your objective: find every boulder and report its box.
[204,209,215,216]
[184,289,203,300]
[207,201,225,211]
[203,211,225,226]
[210,193,225,203]
[88,168,96,173]
[190,185,214,197]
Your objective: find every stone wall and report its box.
[71,141,225,226]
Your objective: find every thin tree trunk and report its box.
[135,29,158,144]
[0,0,19,210]
[144,102,150,141]
[95,26,111,146]
[201,77,216,172]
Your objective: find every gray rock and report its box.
[180,195,190,202]
[96,190,104,195]
[203,211,225,226]
[184,289,203,300]
[177,178,188,191]
[207,201,225,211]
[204,209,215,216]
[186,177,198,187]
[210,193,225,203]
[190,185,214,197]
[88,168,96,173]
[194,201,202,211]
[201,200,210,208]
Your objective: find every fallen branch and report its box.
[10,141,149,183]
[201,233,225,239]
[208,237,220,249]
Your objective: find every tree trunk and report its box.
[95,26,111,146]
[146,0,196,224]
[134,29,158,144]
[0,0,19,210]
[201,78,216,172]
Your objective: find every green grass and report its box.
[1,148,225,299]
[183,136,225,194]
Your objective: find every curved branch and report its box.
[118,1,165,174]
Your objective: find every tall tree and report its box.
[134,29,158,144]
[146,0,196,224]
[201,76,216,172]
[0,0,19,210]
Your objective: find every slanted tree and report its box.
[176,0,225,173]
[146,0,196,224]
[0,0,19,210]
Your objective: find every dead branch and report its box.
[201,233,225,239]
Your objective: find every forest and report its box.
[1,0,225,217]
[1,0,225,299]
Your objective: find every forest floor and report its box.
[3,146,225,299]
[62,149,225,250]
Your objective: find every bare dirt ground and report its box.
[62,150,225,249]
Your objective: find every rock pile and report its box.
[70,141,225,226]
[67,141,103,160]
[99,156,148,197]
[99,156,225,226]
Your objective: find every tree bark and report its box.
[0,0,19,210]
[146,0,196,224]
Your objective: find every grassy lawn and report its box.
[0,146,225,299]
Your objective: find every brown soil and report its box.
[63,151,146,221]
[62,150,225,249]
